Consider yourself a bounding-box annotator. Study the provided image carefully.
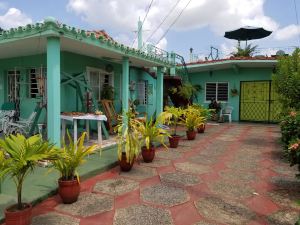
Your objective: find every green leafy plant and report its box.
[231,44,257,57]
[170,82,202,104]
[280,111,300,149]
[273,48,300,112]
[52,132,98,181]
[230,88,239,96]
[181,106,205,131]
[160,106,184,136]
[100,84,114,100]
[0,134,56,210]
[190,104,211,122]
[116,109,141,163]
[138,116,170,150]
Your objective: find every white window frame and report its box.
[205,82,229,103]
[86,67,114,100]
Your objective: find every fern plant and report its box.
[0,134,56,210]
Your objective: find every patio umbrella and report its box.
[224,26,272,45]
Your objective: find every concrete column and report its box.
[47,37,61,146]
[122,57,129,125]
[170,52,176,76]
[156,66,164,117]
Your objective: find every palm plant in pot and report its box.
[191,104,211,133]
[160,106,184,148]
[116,109,141,171]
[181,106,205,140]
[137,116,169,163]
[52,132,97,204]
[0,134,56,225]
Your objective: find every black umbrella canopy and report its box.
[224,26,272,41]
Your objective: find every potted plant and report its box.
[191,104,211,133]
[52,132,97,204]
[116,109,141,171]
[0,134,56,225]
[230,88,239,97]
[181,106,205,140]
[138,116,169,162]
[160,106,184,148]
[100,84,114,100]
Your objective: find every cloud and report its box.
[66,0,278,49]
[0,8,32,29]
[274,24,300,41]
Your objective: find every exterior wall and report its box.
[0,51,157,126]
[189,67,273,121]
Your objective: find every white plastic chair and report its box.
[221,106,233,123]
[5,112,37,136]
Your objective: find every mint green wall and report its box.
[189,67,273,121]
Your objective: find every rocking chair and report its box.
[5,111,37,136]
[0,110,15,132]
[101,100,119,134]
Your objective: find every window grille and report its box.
[137,80,148,105]
[205,82,228,101]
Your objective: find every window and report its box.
[7,70,20,102]
[87,68,113,100]
[28,68,47,98]
[137,80,148,105]
[205,82,228,102]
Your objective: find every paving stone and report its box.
[215,135,236,141]
[271,176,300,190]
[31,212,80,225]
[175,162,211,174]
[113,204,173,225]
[120,166,157,180]
[55,192,113,217]
[219,169,257,183]
[227,160,258,171]
[156,150,183,160]
[194,196,256,225]
[160,171,200,186]
[141,184,189,207]
[188,154,216,165]
[272,165,298,177]
[208,180,256,200]
[267,210,299,225]
[193,221,218,225]
[268,189,300,210]
[93,178,139,196]
[140,158,171,167]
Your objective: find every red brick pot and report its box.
[141,145,155,163]
[169,135,180,148]
[58,178,80,204]
[5,203,32,225]
[197,124,206,133]
[119,152,134,172]
[186,130,196,140]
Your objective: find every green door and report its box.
[240,81,280,122]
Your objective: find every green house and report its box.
[186,58,280,122]
[0,17,173,146]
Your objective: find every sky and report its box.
[0,0,299,61]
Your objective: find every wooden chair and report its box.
[101,100,119,134]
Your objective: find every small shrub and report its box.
[280,111,300,149]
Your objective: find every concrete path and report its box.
[29,123,300,225]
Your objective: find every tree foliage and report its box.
[272,48,300,112]
[231,44,257,57]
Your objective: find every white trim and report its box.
[204,81,229,103]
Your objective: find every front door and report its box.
[240,81,280,122]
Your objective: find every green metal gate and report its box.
[240,81,281,122]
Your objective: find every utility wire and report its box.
[293,0,300,46]
[131,0,154,47]
[145,0,182,44]
[156,0,193,45]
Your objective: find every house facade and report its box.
[186,58,280,122]
[0,17,173,146]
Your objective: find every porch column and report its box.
[156,66,164,117]
[47,37,61,146]
[122,57,129,124]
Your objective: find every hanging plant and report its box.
[231,88,239,97]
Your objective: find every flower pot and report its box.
[197,124,206,133]
[58,178,80,204]
[186,130,196,140]
[5,203,32,225]
[119,152,134,172]
[169,135,180,148]
[141,146,155,163]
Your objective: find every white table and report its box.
[61,114,107,146]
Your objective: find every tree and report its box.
[272,48,300,112]
[231,44,257,57]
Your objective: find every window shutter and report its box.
[217,83,228,101]
[206,83,217,101]
[137,81,146,105]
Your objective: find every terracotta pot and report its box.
[119,152,134,172]
[186,130,196,140]
[197,124,206,133]
[141,145,155,163]
[58,178,80,204]
[5,203,32,225]
[169,135,180,148]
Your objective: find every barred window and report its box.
[137,80,148,105]
[28,68,46,98]
[205,82,228,101]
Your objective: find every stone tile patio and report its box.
[21,123,300,225]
